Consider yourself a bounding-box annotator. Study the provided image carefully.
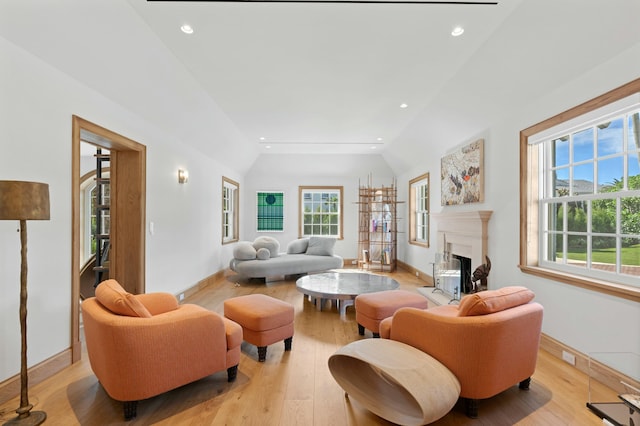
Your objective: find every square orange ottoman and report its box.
[224,294,294,362]
[355,290,428,337]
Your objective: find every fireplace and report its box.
[452,254,472,293]
[432,210,493,294]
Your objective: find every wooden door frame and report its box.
[71,115,146,362]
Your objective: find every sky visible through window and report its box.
[554,115,640,187]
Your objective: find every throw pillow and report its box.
[457,286,535,317]
[95,279,152,318]
[256,247,271,260]
[305,236,336,256]
[287,238,309,254]
[233,241,257,260]
[253,236,280,258]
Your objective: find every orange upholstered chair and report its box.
[81,280,242,420]
[380,286,543,418]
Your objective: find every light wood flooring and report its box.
[0,269,618,425]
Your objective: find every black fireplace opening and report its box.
[452,254,472,294]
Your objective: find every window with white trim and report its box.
[299,186,343,238]
[409,173,429,247]
[521,81,640,298]
[222,177,239,244]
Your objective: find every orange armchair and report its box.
[380,286,543,418]
[81,280,242,420]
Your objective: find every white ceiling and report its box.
[2,0,640,173]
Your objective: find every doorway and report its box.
[71,115,146,362]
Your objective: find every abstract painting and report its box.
[257,191,284,231]
[441,139,484,205]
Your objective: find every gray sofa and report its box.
[229,236,343,280]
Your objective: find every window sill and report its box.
[409,241,429,248]
[519,265,640,303]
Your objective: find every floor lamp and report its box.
[0,181,50,426]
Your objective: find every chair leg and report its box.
[227,365,238,382]
[519,377,531,390]
[357,323,365,335]
[258,346,267,362]
[464,398,478,418]
[123,401,138,420]
[284,336,293,351]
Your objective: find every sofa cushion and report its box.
[253,236,280,258]
[95,279,152,318]
[287,238,309,254]
[305,237,336,256]
[457,286,535,317]
[234,241,257,260]
[256,247,271,260]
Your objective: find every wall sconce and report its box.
[178,169,189,184]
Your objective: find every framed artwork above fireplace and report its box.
[440,139,484,206]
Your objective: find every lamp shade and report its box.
[0,181,50,221]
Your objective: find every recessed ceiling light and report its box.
[400,103,408,109]
[180,24,194,34]
[451,26,464,37]
[259,137,266,140]
[371,146,377,150]
[377,137,383,141]
[265,145,271,149]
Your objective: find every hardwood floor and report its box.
[0,269,617,425]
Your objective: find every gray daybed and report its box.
[229,236,343,280]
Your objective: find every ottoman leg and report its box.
[358,323,365,336]
[258,346,268,362]
[284,336,293,351]
[227,365,238,382]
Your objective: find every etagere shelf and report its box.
[357,176,402,273]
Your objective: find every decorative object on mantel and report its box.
[0,180,50,426]
[471,256,491,293]
[440,139,484,205]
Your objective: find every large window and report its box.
[299,186,343,238]
[521,79,640,301]
[409,173,429,247]
[222,177,239,243]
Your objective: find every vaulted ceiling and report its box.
[2,0,639,174]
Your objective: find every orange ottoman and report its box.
[355,290,428,337]
[224,294,294,362]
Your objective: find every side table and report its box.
[328,339,460,425]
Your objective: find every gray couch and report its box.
[229,236,343,280]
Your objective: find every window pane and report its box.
[597,119,624,156]
[592,198,616,234]
[621,196,640,235]
[573,128,594,162]
[621,243,640,278]
[629,151,640,189]
[553,136,569,167]
[567,201,587,232]
[597,156,623,190]
[567,234,587,268]
[553,168,570,197]
[592,236,616,273]
[548,202,563,231]
[546,232,562,262]
[573,163,593,194]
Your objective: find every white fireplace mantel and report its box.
[431,210,493,269]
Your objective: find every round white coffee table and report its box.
[296,271,399,315]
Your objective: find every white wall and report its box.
[0,37,245,382]
[396,44,640,357]
[243,153,395,260]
